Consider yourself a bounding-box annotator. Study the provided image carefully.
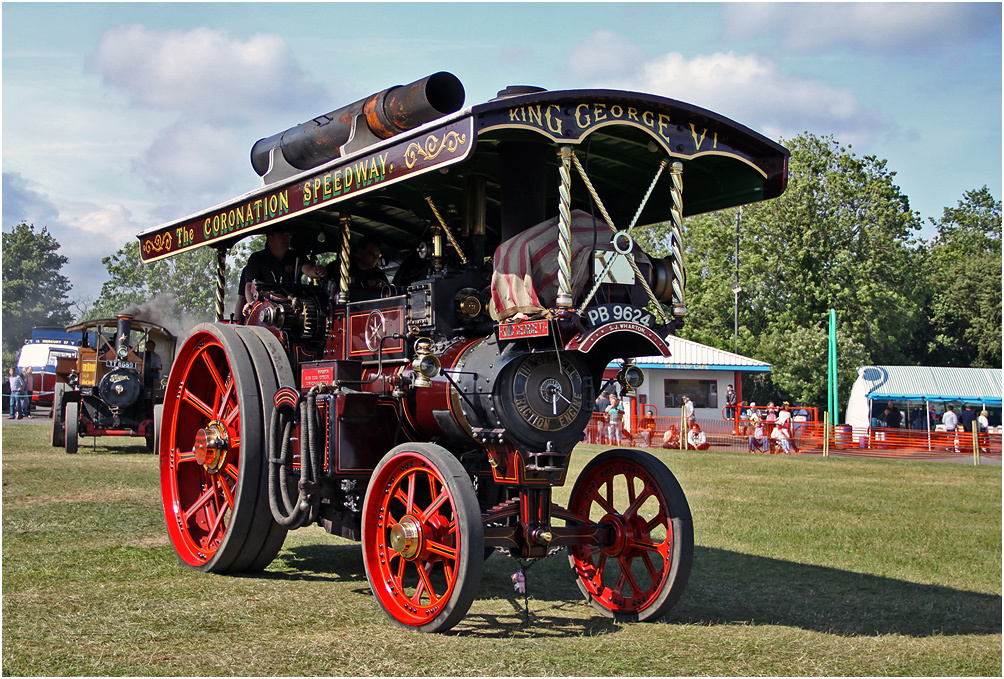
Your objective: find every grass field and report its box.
[2,421,1001,676]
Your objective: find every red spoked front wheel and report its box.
[160,323,283,573]
[568,448,693,621]
[362,443,484,633]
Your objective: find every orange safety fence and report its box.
[583,412,1002,462]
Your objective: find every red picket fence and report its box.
[584,413,1002,463]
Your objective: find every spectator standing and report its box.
[885,401,901,428]
[22,366,34,416]
[595,391,611,413]
[8,367,25,420]
[682,395,694,423]
[725,385,737,420]
[960,405,977,432]
[978,410,990,454]
[942,405,960,452]
[606,395,625,445]
[764,402,777,437]
[960,406,978,452]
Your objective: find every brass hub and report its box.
[193,421,229,474]
[388,515,423,560]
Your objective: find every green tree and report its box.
[2,222,73,358]
[637,133,926,410]
[90,239,254,333]
[921,187,1002,367]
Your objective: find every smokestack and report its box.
[115,314,133,358]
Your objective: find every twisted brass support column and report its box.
[338,216,351,304]
[214,248,226,322]
[669,161,687,317]
[424,196,468,265]
[556,146,574,308]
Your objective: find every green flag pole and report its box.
[828,309,838,425]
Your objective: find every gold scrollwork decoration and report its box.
[404,131,467,169]
[142,232,173,254]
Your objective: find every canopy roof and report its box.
[619,335,772,372]
[854,366,1003,406]
[137,84,788,264]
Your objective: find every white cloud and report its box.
[132,121,248,198]
[88,24,326,123]
[2,172,60,228]
[723,2,1002,53]
[566,30,647,80]
[565,36,889,145]
[66,203,139,245]
[2,173,145,300]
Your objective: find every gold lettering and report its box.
[642,110,654,127]
[333,171,342,194]
[575,103,591,129]
[303,183,312,205]
[545,105,563,134]
[508,108,521,122]
[658,113,671,140]
[323,174,332,199]
[527,105,542,127]
[203,219,212,239]
[278,191,288,214]
[593,103,607,122]
[689,123,707,150]
[610,104,623,118]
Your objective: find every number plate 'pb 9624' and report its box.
[498,319,549,340]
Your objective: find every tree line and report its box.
[635,134,1001,411]
[3,132,1001,414]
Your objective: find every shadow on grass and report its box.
[258,543,1000,638]
[672,546,1001,638]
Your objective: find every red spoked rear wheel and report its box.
[160,323,282,573]
[568,448,693,621]
[362,443,484,632]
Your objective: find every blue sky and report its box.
[3,2,1001,301]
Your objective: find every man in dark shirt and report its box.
[959,405,977,433]
[885,401,902,428]
[236,228,299,318]
[349,236,390,292]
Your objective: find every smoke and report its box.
[118,293,214,340]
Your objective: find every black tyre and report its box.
[64,401,79,455]
[51,385,66,448]
[159,323,275,573]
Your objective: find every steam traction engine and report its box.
[138,72,788,632]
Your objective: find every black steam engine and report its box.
[52,315,176,454]
[139,72,789,632]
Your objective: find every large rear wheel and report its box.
[567,448,693,622]
[362,443,484,632]
[159,323,281,573]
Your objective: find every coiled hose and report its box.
[268,387,322,528]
